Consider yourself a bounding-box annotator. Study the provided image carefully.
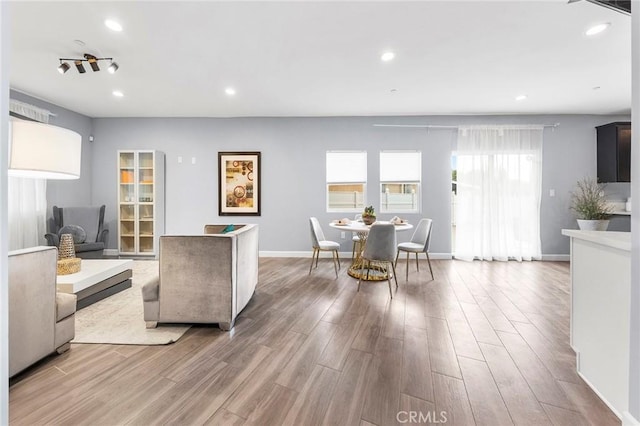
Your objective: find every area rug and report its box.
[72,260,191,345]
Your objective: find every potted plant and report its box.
[362,205,376,225]
[570,178,612,231]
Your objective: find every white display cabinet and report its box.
[117,150,165,256]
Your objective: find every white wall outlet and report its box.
[549,189,555,197]
[341,231,346,239]
[192,157,196,164]
[178,156,183,163]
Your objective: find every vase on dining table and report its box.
[362,205,376,225]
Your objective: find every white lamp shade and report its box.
[9,120,82,180]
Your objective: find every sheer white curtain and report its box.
[8,100,51,250]
[454,125,543,261]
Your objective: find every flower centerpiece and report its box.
[362,205,376,225]
[570,178,612,231]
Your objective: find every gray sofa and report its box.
[142,224,259,331]
[44,205,108,259]
[9,246,76,378]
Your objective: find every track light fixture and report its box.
[57,62,70,74]
[75,60,86,73]
[58,53,119,74]
[107,61,119,74]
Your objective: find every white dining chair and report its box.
[358,223,398,298]
[309,217,341,278]
[395,218,434,281]
[352,213,363,259]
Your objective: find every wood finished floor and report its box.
[9,258,621,426]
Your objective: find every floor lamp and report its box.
[8,120,81,180]
[8,119,82,268]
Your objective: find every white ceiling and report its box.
[8,1,632,118]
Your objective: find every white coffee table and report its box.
[56,259,134,309]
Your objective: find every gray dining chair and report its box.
[358,223,398,298]
[309,217,341,278]
[395,218,434,281]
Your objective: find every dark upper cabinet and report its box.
[597,122,631,182]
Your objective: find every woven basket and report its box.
[57,257,81,275]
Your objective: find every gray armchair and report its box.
[9,246,76,377]
[45,205,108,259]
[142,224,259,331]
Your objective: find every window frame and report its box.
[379,150,421,214]
[326,151,367,213]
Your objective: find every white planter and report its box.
[577,219,610,231]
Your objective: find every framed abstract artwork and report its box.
[218,151,261,216]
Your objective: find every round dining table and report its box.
[329,220,413,281]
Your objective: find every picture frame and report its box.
[218,151,261,216]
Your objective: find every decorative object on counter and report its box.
[362,205,376,225]
[332,218,352,225]
[57,233,81,275]
[390,216,408,225]
[570,178,612,231]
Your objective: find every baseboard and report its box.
[259,251,346,258]
[118,248,560,261]
[541,254,570,261]
[576,370,624,422]
[259,251,453,259]
[624,412,640,426]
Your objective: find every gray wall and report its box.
[91,113,630,255]
[9,90,93,214]
[6,92,629,255]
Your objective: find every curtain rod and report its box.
[373,123,560,129]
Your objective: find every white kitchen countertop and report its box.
[561,229,631,252]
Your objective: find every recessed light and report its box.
[515,94,527,101]
[112,90,124,97]
[586,22,610,36]
[381,52,395,62]
[225,87,236,96]
[105,19,123,32]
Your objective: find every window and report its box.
[326,151,367,212]
[380,151,421,213]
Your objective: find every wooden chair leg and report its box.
[336,250,341,269]
[406,251,410,281]
[426,251,434,280]
[390,261,399,289]
[332,250,339,278]
[394,249,400,267]
[365,259,371,281]
[315,248,320,268]
[309,248,317,275]
[387,262,393,299]
[415,253,420,271]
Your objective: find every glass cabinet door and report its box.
[119,152,136,253]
